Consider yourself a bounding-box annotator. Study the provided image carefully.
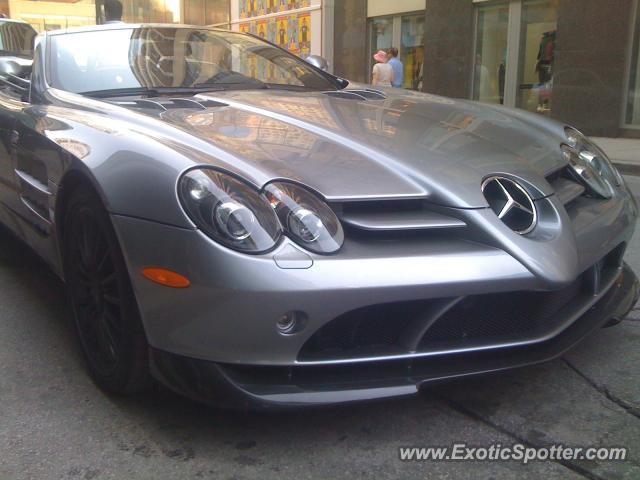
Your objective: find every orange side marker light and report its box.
[142,268,191,288]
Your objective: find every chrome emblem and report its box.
[481,176,537,235]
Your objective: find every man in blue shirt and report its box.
[388,47,404,88]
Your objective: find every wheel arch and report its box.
[54,165,111,269]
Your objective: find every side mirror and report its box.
[305,55,329,72]
[334,76,350,89]
[0,57,32,79]
[0,57,32,101]
[304,55,349,89]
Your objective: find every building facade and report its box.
[1,0,639,137]
[334,0,640,137]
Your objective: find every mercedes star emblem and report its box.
[481,176,537,235]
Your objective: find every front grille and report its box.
[298,245,625,363]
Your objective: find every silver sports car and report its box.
[0,24,637,408]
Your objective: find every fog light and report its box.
[276,311,307,335]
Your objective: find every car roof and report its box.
[45,23,229,37]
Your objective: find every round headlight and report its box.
[264,182,344,254]
[564,127,623,189]
[214,201,256,241]
[564,127,581,150]
[179,169,281,253]
[561,144,612,199]
[287,208,324,243]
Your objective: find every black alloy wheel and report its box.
[63,184,151,393]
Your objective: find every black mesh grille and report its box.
[298,245,624,362]
[298,300,433,361]
[298,281,588,362]
[418,278,586,349]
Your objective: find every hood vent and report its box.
[111,97,227,112]
[323,89,387,101]
[333,199,466,238]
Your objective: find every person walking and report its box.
[104,0,123,23]
[387,47,404,88]
[371,50,394,88]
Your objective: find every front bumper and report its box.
[148,264,639,409]
[110,185,638,408]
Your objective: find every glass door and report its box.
[516,0,558,114]
[473,3,509,104]
[369,16,394,82]
[400,14,425,90]
[368,13,425,90]
[625,2,640,126]
[472,0,559,115]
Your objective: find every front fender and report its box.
[36,105,196,229]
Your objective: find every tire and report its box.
[62,184,152,394]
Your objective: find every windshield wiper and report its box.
[262,83,323,91]
[192,81,268,90]
[81,87,194,98]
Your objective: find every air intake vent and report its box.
[333,199,466,236]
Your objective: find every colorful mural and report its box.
[239,9,311,58]
[240,0,311,18]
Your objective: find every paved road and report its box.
[2,180,640,480]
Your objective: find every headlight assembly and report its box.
[561,144,612,199]
[179,169,281,253]
[264,182,344,254]
[179,170,344,255]
[563,127,623,196]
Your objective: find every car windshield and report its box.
[0,21,36,57]
[48,27,337,95]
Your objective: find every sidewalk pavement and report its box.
[591,137,640,175]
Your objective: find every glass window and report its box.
[516,0,558,114]
[6,0,180,32]
[184,0,230,26]
[626,4,640,126]
[48,27,338,94]
[400,14,424,90]
[8,0,97,32]
[204,0,230,25]
[120,0,177,23]
[183,0,205,25]
[368,14,425,90]
[473,3,509,104]
[369,16,393,81]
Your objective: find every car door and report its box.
[0,89,32,238]
[0,87,67,274]
[0,20,41,238]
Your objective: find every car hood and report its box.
[141,88,567,208]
